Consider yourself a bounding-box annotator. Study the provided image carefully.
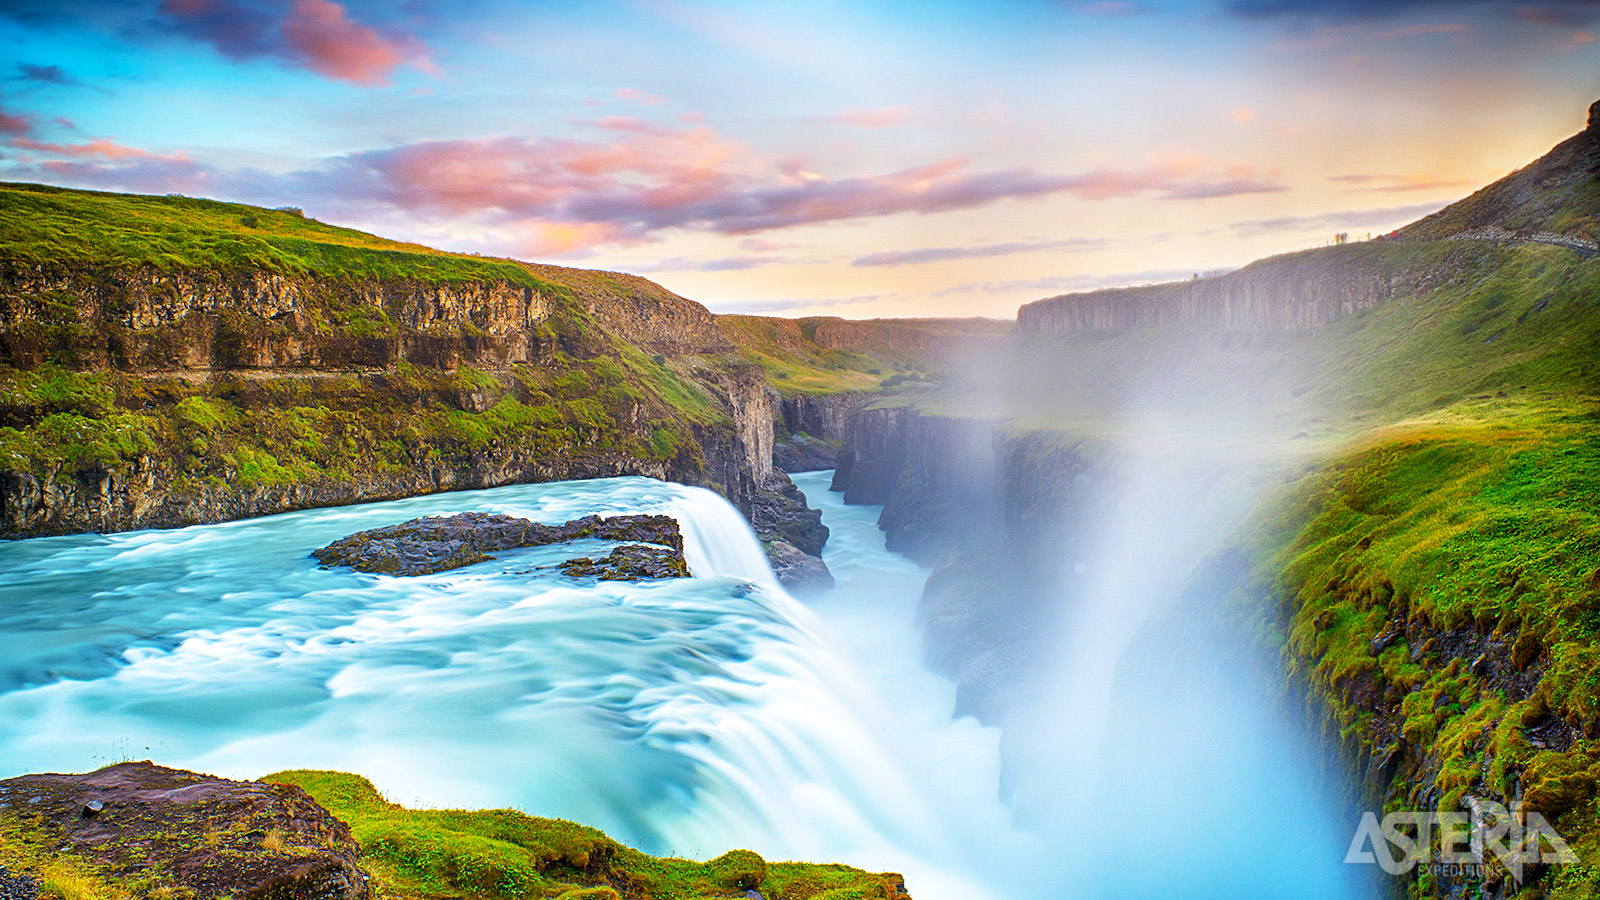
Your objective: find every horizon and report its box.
[2,1,1598,319]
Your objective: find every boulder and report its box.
[0,762,368,900]
[560,544,690,580]
[313,511,683,576]
[763,539,835,593]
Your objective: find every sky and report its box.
[1,0,1598,319]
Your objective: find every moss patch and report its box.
[266,770,908,900]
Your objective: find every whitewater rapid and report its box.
[0,475,1020,900]
[0,470,1367,898]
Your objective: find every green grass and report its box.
[0,353,712,495]
[714,314,1004,397]
[266,770,907,900]
[0,182,547,287]
[1233,404,1600,899]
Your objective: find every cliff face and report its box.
[524,263,727,355]
[1017,244,1417,336]
[778,392,865,443]
[0,253,789,540]
[1,262,554,371]
[0,447,674,538]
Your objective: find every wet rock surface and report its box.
[761,538,835,594]
[749,473,828,557]
[747,472,834,589]
[0,762,368,900]
[560,544,690,580]
[313,511,684,576]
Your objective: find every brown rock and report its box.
[0,762,369,900]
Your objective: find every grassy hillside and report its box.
[0,182,547,286]
[717,314,1006,396]
[1400,105,1600,245]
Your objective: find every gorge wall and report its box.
[1017,243,1423,336]
[0,259,788,543]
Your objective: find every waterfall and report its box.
[0,476,1014,900]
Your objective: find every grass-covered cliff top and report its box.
[1236,400,1600,900]
[268,770,907,900]
[0,182,547,286]
[716,314,1006,396]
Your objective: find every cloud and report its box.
[16,64,74,85]
[708,294,887,315]
[0,107,33,136]
[8,116,1290,258]
[10,137,189,160]
[285,122,1285,252]
[1228,0,1600,25]
[614,87,665,105]
[1514,2,1600,26]
[852,238,1109,268]
[933,267,1204,299]
[626,255,793,273]
[1330,172,1472,192]
[1375,21,1469,35]
[158,0,432,86]
[1073,1,1156,16]
[1231,201,1445,236]
[823,106,914,127]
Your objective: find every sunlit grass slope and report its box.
[0,182,545,286]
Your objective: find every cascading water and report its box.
[0,468,1368,899]
[0,476,1017,900]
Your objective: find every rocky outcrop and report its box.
[525,263,726,355]
[758,538,834,593]
[560,544,690,580]
[749,473,828,556]
[1399,97,1600,243]
[0,762,369,900]
[748,472,834,591]
[312,511,684,576]
[830,405,1094,719]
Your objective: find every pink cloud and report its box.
[614,87,666,105]
[11,137,186,161]
[0,108,33,137]
[283,0,433,85]
[1376,22,1469,37]
[825,106,915,128]
[284,123,1287,255]
[160,0,431,86]
[1330,172,1472,192]
[8,116,1287,259]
